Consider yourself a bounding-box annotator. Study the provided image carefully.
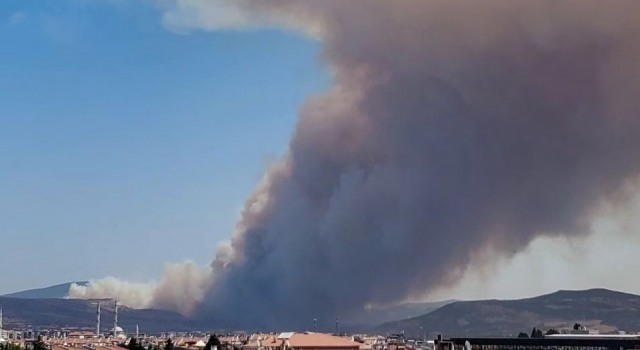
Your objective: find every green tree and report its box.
[205,334,222,350]
[530,328,543,338]
[573,323,582,331]
[517,332,529,338]
[3,344,22,350]
[165,339,174,350]
[546,329,560,335]
[128,338,139,350]
[33,336,47,350]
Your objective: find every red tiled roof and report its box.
[244,335,284,349]
[287,333,361,349]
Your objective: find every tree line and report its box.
[0,343,22,350]
[518,323,584,338]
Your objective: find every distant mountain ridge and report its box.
[5,285,640,335]
[2,282,454,329]
[2,282,87,299]
[376,288,640,337]
[0,297,197,333]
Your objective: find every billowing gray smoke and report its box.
[169,0,640,329]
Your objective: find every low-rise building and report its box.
[67,331,95,339]
[244,332,361,350]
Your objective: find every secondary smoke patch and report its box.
[69,277,155,309]
[69,261,212,316]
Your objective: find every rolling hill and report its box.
[2,282,87,299]
[5,287,640,335]
[376,289,640,337]
[2,282,455,331]
[0,297,199,333]
[350,300,457,327]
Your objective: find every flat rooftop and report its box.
[443,336,640,349]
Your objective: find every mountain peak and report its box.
[2,282,88,299]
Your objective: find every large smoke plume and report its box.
[71,0,640,329]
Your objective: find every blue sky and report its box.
[0,0,329,294]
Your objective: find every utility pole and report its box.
[96,302,101,338]
[114,300,118,338]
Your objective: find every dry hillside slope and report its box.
[377,289,640,337]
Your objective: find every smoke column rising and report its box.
[192,0,640,329]
[72,0,640,328]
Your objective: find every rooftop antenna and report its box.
[96,302,101,338]
[313,318,317,333]
[335,316,339,335]
[114,300,118,338]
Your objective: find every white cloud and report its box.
[7,12,27,26]
[159,0,262,33]
[156,0,323,37]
